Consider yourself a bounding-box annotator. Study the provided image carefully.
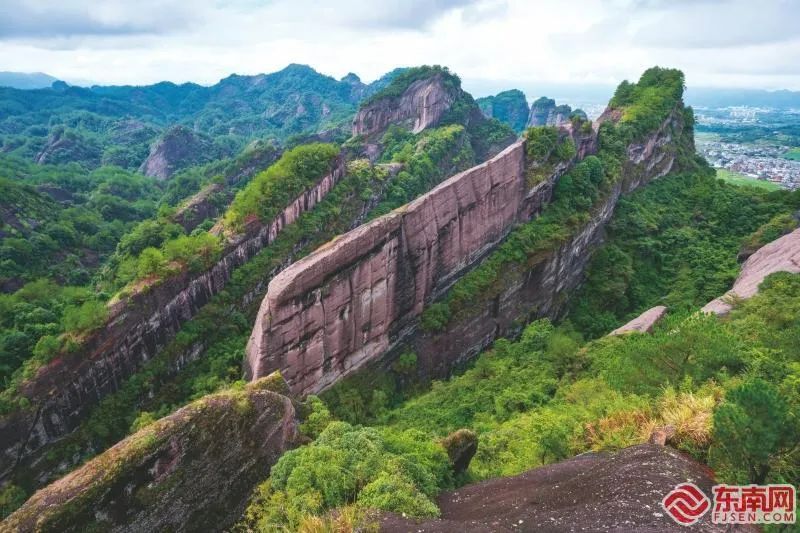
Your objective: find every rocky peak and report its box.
[352,67,463,139]
[139,125,217,180]
[476,89,530,132]
[528,96,574,128]
[34,126,101,167]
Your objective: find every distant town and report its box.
[695,106,800,190]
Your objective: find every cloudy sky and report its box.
[0,0,798,93]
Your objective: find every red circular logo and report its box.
[662,483,711,526]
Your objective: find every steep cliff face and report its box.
[139,125,219,180]
[246,103,688,395]
[3,375,298,533]
[0,156,346,480]
[245,122,599,394]
[352,75,458,139]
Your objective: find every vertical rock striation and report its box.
[352,75,458,139]
[246,104,690,396]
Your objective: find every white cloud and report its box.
[0,0,797,90]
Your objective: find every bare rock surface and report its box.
[610,305,668,335]
[246,104,686,397]
[139,125,217,180]
[702,227,800,315]
[2,374,298,533]
[380,445,755,532]
[352,75,457,139]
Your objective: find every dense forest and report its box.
[1,63,799,532]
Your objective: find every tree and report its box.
[711,378,798,484]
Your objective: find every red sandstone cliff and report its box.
[245,105,690,396]
[352,75,458,139]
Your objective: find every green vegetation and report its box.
[524,125,577,185]
[362,66,460,106]
[0,159,164,286]
[568,171,800,338]
[240,420,450,530]
[610,67,685,138]
[785,147,800,161]
[368,124,475,219]
[716,168,782,191]
[224,143,339,231]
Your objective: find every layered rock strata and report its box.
[246,106,687,395]
[0,156,345,480]
[3,375,298,533]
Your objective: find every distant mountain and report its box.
[476,89,530,132]
[0,64,396,171]
[0,71,59,89]
[685,87,800,109]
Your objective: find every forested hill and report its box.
[0,64,396,170]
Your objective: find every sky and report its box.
[0,0,799,94]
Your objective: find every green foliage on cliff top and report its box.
[223,142,339,232]
[362,65,461,106]
[610,67,685,138]
[240,421,450,530]
[567,171,800,338]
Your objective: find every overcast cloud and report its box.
[0,0,797,91]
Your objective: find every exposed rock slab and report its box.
[2,375,298,533]
[610,305,668,335]
[139,125,217,180]
[352,75,457,139]
[246,105,685,396]
[702,227,800,315]
[380,444,754,532]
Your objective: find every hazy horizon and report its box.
[1,0,799,91]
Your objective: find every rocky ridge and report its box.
[245,100,689,395]
[3,374,298,533]
[0,155,345,482]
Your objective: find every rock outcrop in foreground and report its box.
[3,374,298,533]
[702,227,800,315]
[380,444,752,532]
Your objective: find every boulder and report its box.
[380,444,755,532]
[3,374,298,533]
[609,305,668,335]
[441,429,478,474]
[702,227,800,315]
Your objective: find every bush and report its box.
[62,300,108,335]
